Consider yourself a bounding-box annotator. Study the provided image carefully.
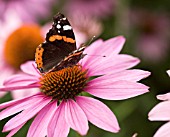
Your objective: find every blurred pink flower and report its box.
[0,13,46,99]
[68,13,103,46]
[148,91,170,136]
[63,0,116,18]
[0,13,22,98]
[0,0,55,22]
[130,10,170,62]
[0,36,150,136]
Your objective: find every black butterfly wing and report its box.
[35,13,76,73]
[50,47,86,72]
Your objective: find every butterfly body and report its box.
[35,13,85,73]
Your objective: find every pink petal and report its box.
[80,56,103,72]
[93,55,140,75]
[11,88,40,99]
[154,122,170,137]
[86,80,149,100]
[65,99,89,135]
[6,122,26,137]
[92,36,125,56]
[4,74,39,86]
[0,67,14,86]
[157,93,170,101]
[0,83,40,91]
[27,101,57,137]
[83,39,103,56]
[81,42,103,68]
[84,36,125,57]
[89,69,150,83]
[148,101,170,121]
[76,96,120,133]
[0,94,45,121]
[3,97,51,132]
[48,101,70,137]
[0,93,42,109]
[20,61,40,77]
[85,55,140,76]
[110,69,150,82]
[81,36,125,68]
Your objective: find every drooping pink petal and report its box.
[76,96,120,133]
[0,93,42,109]
[11,88,40,99]
[27,101,57,137]
[3,97,51,132]
[0,83,40,91]
[48,101,70,137]
[65,99,89,135]
[0,66,15,86]
[4,74,39,86]
[85,80,149,100]
[157,93,170,101]
[6,122,26,137]
[153,122,170,137]
[148,101,170,121]
[0,94,45,120]
[20,61,40,77]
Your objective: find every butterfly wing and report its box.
[50,47,86,72]
[35,13,76,73]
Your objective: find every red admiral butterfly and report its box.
[35,13,85,73]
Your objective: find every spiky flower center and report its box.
[40,65,87,100]
[4,24,44,70]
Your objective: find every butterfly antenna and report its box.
[87,36,96,46]
[79,36,96,48]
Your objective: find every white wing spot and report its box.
[62,17,67,20]
[57,24,61,29]
[63,25,72,30]
[58,30,60,33]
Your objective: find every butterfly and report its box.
[35,13,85,73]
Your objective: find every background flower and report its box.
[130,9,170,63]
[63,0,116,18]
[68,12,103,46]
[0,14,47,99]
[0,0,56,22]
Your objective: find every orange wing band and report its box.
[49,35,75,43]
[35,44,44,68]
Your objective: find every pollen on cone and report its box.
[40,65,87,100]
